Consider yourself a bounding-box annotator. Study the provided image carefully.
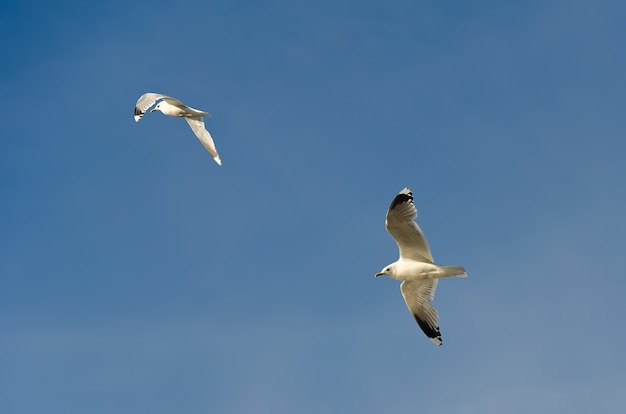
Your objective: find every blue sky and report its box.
[1,0,625,412]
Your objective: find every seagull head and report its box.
[150,102,163,113]
[375,264,395,278]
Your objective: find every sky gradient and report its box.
[1,1,626,413]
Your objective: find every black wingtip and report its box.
[413,314,442,345]
[389,188,414,210]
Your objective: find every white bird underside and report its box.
[134,92,222,166]
[378,187,467,346]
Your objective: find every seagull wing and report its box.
[400,280,442,346]
[134,93,176,122]
[162,97,210,118]
[184,117,222,166]
[385,188,434,263]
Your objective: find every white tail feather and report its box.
[440,265,467,277]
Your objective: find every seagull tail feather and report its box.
[440,266,467,278]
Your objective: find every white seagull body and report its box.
[375,188,467,346]
[134,93,222,166]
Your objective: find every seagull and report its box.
[375,188,467,346]
[134,93,222,166]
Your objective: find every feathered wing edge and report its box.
[400,280,442,346]
[185,117,222,166]
[385,188,434,263]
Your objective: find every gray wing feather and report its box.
[400,280,442,346]
[184,117,222,166]
[385,188,434,263]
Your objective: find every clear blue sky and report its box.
[1,0,625,413]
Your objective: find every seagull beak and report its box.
[374,272,384,278]
[150,108,156,112]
